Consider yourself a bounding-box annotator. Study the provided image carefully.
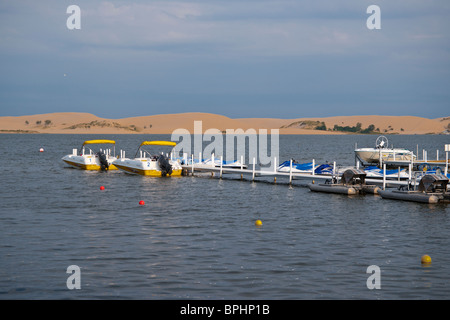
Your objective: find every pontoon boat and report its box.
[378,174,450,203]
[308,168,380,195]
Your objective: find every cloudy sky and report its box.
[1,0,449,119]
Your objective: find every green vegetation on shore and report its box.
[332,123,378,134]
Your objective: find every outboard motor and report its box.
[96,151,109,171]
[158,155,173,177]
[418,174,449,194]
[341,168,366,186]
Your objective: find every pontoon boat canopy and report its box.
[82,140,116,146]
[139,141,176,147]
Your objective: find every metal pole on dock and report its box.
[446,155,448,177]
[379,149,382,169]
[210,154,215,177]
[383,163,386,190]
[289,159,293,184]
[408,162,412,190]
[191,154,194,176]
[252,157,256,181]
[239,155,244,180]
[273,157,277,183]
[220,156,223,178]
[445,147,449,177]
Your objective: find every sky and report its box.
[0,0,449,119]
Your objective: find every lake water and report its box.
[0,133,449,300]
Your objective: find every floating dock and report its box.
[378,190,442,204]
[378,174,450,204]
[180,156,420,189]
[308,169,381,195]
[168,138,450,204]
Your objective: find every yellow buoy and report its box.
[255,219,263,227]
[421,255,432,264]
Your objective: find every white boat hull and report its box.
[113,158,182,176]
[62,139,118,171]
[62,154,118,170]
[355,148,415,164]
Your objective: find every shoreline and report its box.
[0,130,446,136]
[1,112,449,135]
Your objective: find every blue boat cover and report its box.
[278,161,333,174]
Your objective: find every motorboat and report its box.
[62,139,118,170]
[354,136,415,165]
[113,141,182,176]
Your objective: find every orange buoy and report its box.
[39,148,44,152]
[139,200,145,205]
[100,186,105,191]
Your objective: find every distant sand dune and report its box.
[0,112,449,135]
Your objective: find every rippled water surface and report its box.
[0,134,449,299]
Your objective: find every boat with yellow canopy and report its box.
[113,141,182,176]
[62,139,118,170]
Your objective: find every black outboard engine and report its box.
[96,151,109,171]
[158,155,173,177]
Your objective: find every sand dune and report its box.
[0,112,449,135]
